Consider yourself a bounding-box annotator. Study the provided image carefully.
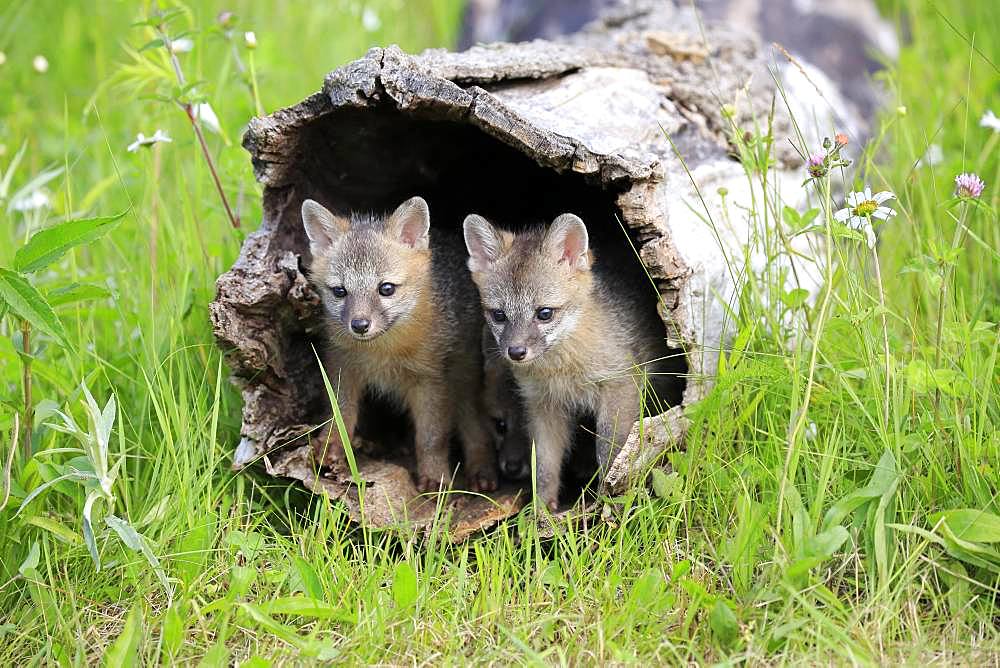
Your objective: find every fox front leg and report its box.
[595,378,642,477]
[527,402,573,511]
[407,381,456,493]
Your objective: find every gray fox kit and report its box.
[481,324,532,480]
[463,212,670,509]
[302,197,498,493]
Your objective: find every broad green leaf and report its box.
[197,643,230,668]
[103,604,142,668]
[782,206,801,228]
[291,556,324,599]
[230,565,257,599]
[930,509,1000,543]
[392,561,418,609]
[709,599,739,649]
[226,529,265,562]
[782,288,810,309]
[0,269,68,347]
[14,211,126,273]
[25,515,82,545]
[18,542,40,577]
[650,468,680,500]
[47,283,112,308]
[936,524,1000,574]
[160,603,186,661]
[176,513,215,587]
[256,596,353,622]
[805,525,850,559]
[823,449,898,531]
[626,569,664,610]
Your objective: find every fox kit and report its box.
[464,213,669,509]
[481,325,532,480]
[302,197,498,493]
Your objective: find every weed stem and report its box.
[20,320,32,461]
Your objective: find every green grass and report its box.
[0,0,998,664]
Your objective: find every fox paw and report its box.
[467,472,498,493]
[416,474,446,494]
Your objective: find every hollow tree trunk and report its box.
[210,0,883,538]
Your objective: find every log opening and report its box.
[261,101,688,506]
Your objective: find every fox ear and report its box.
[387,196,431,249]
[544,213,590,271]
[301,199,348,253]
[464,214,503,274]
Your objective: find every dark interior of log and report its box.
[284,104,687,497]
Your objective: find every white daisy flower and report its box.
[0,51,7,67]
[833,186,897,249]
[981,110,1000,133]
[244,31,257,50]
[127,129,172,152]
[32,55,49,73]
[192,103,221,134]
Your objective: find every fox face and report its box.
[463,213,593,365]
[302,197,431,342]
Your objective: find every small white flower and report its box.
[11,189,51,212]
[833,186,897,249]
[0,51,7,67]
[981,110,1000,133]
[805,421,818,441]
[362,7,381,32]
[127,129,172,152]
[32,55,49,73]
[168,38,194,54]
[244,31,257,49]
[193,103,221,134]
[916,143,942,169]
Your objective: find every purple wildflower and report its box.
[954,172,985,199]
[807,153,827,178]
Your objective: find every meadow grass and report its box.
[0,0,997,664]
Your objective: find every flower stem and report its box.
[776,175,835,540]
[932,205,970,422]
[154,14,240,229]
[248,51,264,118]
[182,101,240,228]
[20,319,32,461]
[872,246,891,430]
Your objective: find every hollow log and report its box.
[210,0,879,537]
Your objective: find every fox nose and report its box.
[350,318,371,334]
[507,346,528,361]
[500,457,529,480]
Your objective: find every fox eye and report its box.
[493,417,507,435]
[331,286,347,298]
[490,309,507,323]
[378,282,396,297]
[536,307,554,321]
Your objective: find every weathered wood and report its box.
[210,0,882,534]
